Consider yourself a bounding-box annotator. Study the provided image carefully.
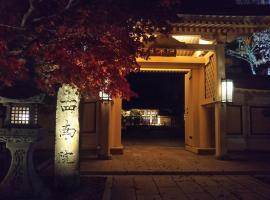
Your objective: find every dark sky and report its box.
[177,0,270,15]
[123,72,184,115]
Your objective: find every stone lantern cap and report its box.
[0,94,45,104]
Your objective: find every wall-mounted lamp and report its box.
[99,91,112,102]
[221,79,234,103]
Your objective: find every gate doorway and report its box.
[122,72,185,147]
[107,34,228,157]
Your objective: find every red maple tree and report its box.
[0,0,178,99]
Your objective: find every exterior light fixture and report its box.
[9,104,38,127]
[221,79,234,103]
[99,91,112,102]
[0,95,42,128]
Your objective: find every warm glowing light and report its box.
[199,38,213,45]
[122,109,173,127]
[172,35,213,58]
[193,51,203,57]
[193,38,213,57]
[157,116,161,125]
[221,79,234,103]
[99,91,112,101]
[10,106,30,124]
[140,68,190,72]
[172,35,200,43]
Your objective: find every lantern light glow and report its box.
[221,79,234,103]
[99,91,112,102]
[10,106,34,125]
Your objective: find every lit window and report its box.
[10,106,30,124]
[99,91,112,101]
[267,68,270,76]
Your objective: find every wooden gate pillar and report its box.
[215,42,228,159]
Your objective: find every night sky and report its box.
[178,0,270,15]
[123,72,184,115]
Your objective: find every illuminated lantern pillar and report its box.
[54,84,80,187]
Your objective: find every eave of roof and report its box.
[171,14,270,35]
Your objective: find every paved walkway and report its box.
[81,145,270,175]
[102,175,270,200]
[80,145,270,199]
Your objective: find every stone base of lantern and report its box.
[0,128,50,200]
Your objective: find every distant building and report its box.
[122,109,172,127]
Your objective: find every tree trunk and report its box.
[54,84,80,188]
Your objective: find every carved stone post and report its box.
[54,84,80,188]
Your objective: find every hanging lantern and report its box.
[99,91,112,102]
[221,79,234,103]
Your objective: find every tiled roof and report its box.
[173,15,270,35]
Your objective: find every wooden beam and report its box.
[148,43,216,51]
[177,44,215,51]
[138,62,202,71]
[140,67,190,73]
[137,56,205,64]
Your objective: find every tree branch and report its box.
[21,0,35,27]
[0,24,25,30]
[32,0,78,23]
[65,0,75,10]
[227,49,253,65]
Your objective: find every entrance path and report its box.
[79,145,270,199]
[102,175,270,200]
[80,145,270,175]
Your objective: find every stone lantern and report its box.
[0,94,48,199]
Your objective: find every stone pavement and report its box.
[80,145,270,199]
[81,145,270,174]
[102,175,270,200]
